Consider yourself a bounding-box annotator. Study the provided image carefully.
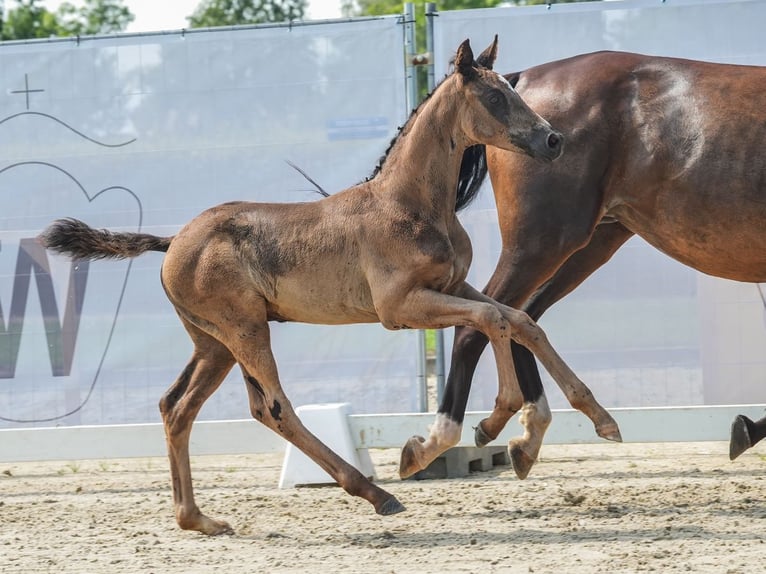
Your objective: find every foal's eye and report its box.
[488,93,501,105]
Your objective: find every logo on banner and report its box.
[0,71,141,424]
[0,238,88,379]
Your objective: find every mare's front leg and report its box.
[159,318,237,535]
[730,414,766,460]
[502,222,633,461]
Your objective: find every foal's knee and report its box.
[159,358,200,421]
[503,307,547,348]
[158,391,180,426]
[470,304,510,341]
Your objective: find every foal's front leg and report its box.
[372,285,525,479]
[400,330,523,479]
[485,223,633,478]
[392,283,618,479]
[465,282,621,456]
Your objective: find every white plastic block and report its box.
[278,403,376,488]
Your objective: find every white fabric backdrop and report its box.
[0,18,417,427]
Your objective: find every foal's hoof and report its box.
[376,495,406,516]
[474,421,493,448]
[730,415,753,461]
[189,516,234,537]
[509,444,536,480]
[210,521,235,536]
[596,419,623,443]
[399,435,426,479]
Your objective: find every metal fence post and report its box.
[403,3,418,115]
[424,2,447,406]
[403,2,428,412]
[425,3,437,92]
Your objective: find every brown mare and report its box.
[399,50,766,480]
[39,38,608,536]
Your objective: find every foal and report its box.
[40,38,605,536]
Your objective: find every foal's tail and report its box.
[39,218,172,261]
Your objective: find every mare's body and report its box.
[401,51,766,479]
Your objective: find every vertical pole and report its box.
[425,3,437,92]
[404,2,418,115]
[404,2,428,412]
[424,2,447,407]
[417,328,428,412]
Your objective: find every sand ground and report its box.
[2,441,765,573]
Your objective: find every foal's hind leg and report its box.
[224,314,404,516]
[159,319,236,535]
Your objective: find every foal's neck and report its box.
[372,78,469,218]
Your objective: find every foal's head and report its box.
[453,37,563,162]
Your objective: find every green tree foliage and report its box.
[56,0,135,35]
[187,0,308,27]
[2,0,61,39]
[1,0,134,40]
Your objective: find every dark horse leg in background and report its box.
[440,221,633,478]
[730,414,766,460]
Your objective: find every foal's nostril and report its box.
[547,132,561,150]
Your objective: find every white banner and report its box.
[434,0,766,409]
[0,18,417,428]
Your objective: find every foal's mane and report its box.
[365,77,442,182]
[364,71,490,213]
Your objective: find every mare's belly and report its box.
[628,217,766,283]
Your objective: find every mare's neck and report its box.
[373,78,469,219]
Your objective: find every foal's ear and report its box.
[455,39,477,79]
[476,35,499,70]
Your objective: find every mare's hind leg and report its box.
[730,414,766,460]
[159,318,236,535]
[224,313,404,516]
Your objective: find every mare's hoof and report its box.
[399,435,426,479]
[730,415,753,461]
[376,496,406,516]
[474,421,493,447]
[509,444,535,480]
